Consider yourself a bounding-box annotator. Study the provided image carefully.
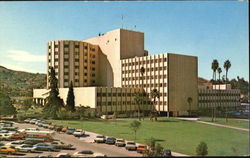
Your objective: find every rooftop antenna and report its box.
[121,14,124,29]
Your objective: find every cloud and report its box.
[7,50,46,62]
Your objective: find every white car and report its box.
[73,150,95,157]
[94,153,107,157]
[73,129,85,137]
[125,141,137,151]
[24,118,31,123]
[29,119,37,124]
[0,133,12,139]
[19,128,40,133]
[94,135,106,143]
[115,138,125,147]
[5,140,24,148]
[16,144,37,152]
[56,153,71,158]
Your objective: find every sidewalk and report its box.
[176,117,249,132]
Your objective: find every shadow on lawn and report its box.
[157,120,180,123]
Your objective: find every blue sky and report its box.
[0,1,248,81]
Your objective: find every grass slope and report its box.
[52,117,249,156]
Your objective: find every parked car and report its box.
[0,146,17,154]
[94,135,106,143]
[56,153,71,158]
[34,143,56,151]
[73,129,85,137]
[73,150,95,157]
[137,144,147,153]
[24,118,31,123]
[16,144,37,153]
[115,138,125,147]
[162,149,172,157]
[24,139,44,145]
[54,125,63,132]
[48,125,56,130]
[125,141,137,151]
[61,127,68,133]
[30,119,38,124]
[10,133,25,139]
[5,140,25,147]
[66,128,75,135]
[105,137,116,145]
[50,141,74,150]
[93,153,107,157]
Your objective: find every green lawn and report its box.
[51,118,249,156]
[198,117,249,129]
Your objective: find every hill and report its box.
[0,66,46,97]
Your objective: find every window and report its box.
[64,51,69,55]
[84,79,87,83]
[48,52,51,56]
[75,45,79,48]
[55,52,58,55]
[92,61,95,64]
[84,46,88,50]
[55,45,59,48]
[108,102,112,106]
[84,73,87,76]
[75,79,79,82]
[91,48,95,51]
[75,72,79,75]
[108,93,112,97]
[75,66,79,69]
[74,52,79,55]
[64,72,69,75]
[55,65,58,69]
[113,93,117,97]
[48,59,51,62]
[64,44,69,48]
[55,58,59,62]
[92,73,95,77]
[84,60,88,62]
[92,54,95,58]
[92,67,95,71]
[48,46,51,49]
[75,59,79,62]
[64,65,69,69]
[64,79,68,82]
[84,53,88,56]
[84,66,87,70]
[102,93,106,97]
[64,58,69,62]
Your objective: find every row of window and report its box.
[63,72,95,77]
[199,99,240,103]
[49,45,96,51]
[122,58,167,67]
[97,101,167,106]
[122,84,167,89]
[53,66,95,72]
[199,93,240,97]
[64,80,95,84]
[122,75,167,81]
[122,67,167,74]
[97,91,167,97]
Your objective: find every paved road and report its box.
[12,122,142,157]
[176,117,249,132]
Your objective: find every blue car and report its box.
[66,128,75,135]
[34,143,56,151]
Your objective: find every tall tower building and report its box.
[47,40,99,88]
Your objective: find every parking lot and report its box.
[0,120,142,157]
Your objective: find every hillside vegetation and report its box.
[0,66,46,97]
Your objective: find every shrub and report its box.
[196,141,208,156]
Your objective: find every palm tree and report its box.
[150,89,160,121]
[187,97,193,116]
[134,92,144,121]
[223,60,231,83]
[211,60,219,83]
[217,67,222,83]
[140,67,146,119]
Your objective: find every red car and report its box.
[10,133,25,139]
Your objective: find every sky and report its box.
[0,1,248,81]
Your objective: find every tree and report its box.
[66,81,75,112]
[150,89,160,121]
[211,60,219,83]
[196,141,208,156]
[223,60,231,83]
[144,137,163,157]
[134,93,144,121]
[43,67,64,119]
[0,90,17,117]
[130,120,141,141]
[187,97,193,116]
[217,67,222,83]
[140,67,146,119]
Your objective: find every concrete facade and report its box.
[47,41,99,88]
[83,29,147,87]
[121,53,198,116]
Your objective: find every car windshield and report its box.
[127,142,135,145]
[80,150,93,154]
[68,128,74,130]
[97,136,105,138]
[117,139,124,142]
